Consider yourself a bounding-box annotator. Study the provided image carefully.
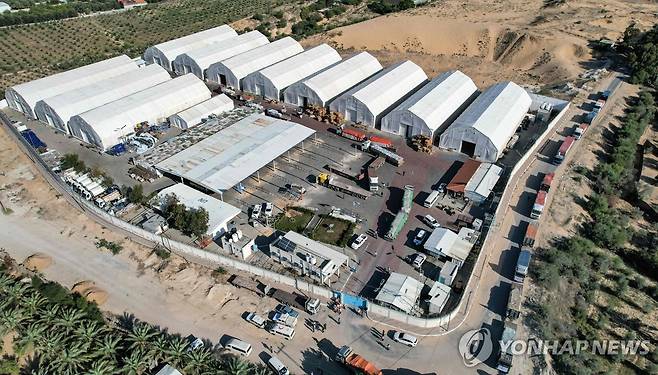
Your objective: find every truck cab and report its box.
[305,298,320,314]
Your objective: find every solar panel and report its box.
[277,237,297,253]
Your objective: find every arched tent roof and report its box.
[69,74,211,150]
[34,64,171,133]
[5,55,136,118]
[169,94,234,129]
[143,25,237,71]
[172,31,270,78]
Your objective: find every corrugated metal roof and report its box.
[375,272,422,314]
[447,159,481,193]
[300,52,383,104]
[281,231,348,269]
[465,162,503,199]
[255,44,341,91]
[217,37,303,81]
[180,31,270,74]
[169,94,234,128]
[155,114,315,192]
[145,25,237,64]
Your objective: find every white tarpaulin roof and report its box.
[465,162,503,201]
[375,272,422,314]
[34,64,171,131]
[423,228,473,261]
[156,184,240,237]
[336,60,427,117]
[69,74,210,150]
[144,25,237,69]
[215,37,303,82]
[254,44,341,92]
[5,55,136,117]
[296,52,383,104]
[155,114,315,193]
[169,94,234,129]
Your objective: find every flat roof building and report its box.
[5,55,136,119]
[155,114,315,198]
[144,25,237,71]
[375,272,422,314]
[423,227,477,265]
[69,74,211,150]
[169,94,234,129]
[242,44,341,100]
[381,70,478,141]
[172,31,270,79]
[269,231,348,285]
[464,162,503,204]
[426,281,451,314]
[34,64,171,134]
[205,37,303,89]
[329,60,427,127]
[155,184,240,239]
[439,81,531,162]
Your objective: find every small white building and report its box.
[438,260,460,286]
[329,60,427,127]
[269,231,348,285]
[426,281,451,314]
[242,44,341,100]
[168,94,234,129]
[375,272,423,314]
[69,74,211,150]
[438,81,532,162]
[423,227,477,266]
[155,184,241,239]
[381,70,478,141]
[172,31,270,79]
[143,25,237,71]
[464,162,503,204]
[283,52,382,108]
[205,37,303,89]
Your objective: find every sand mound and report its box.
[72,280,96,295]
[23,253,52,271]
[72,280,108,305]
[206,284,233,306]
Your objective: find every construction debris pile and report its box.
[411,134,432,153]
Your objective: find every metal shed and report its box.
[242,44,341,100]
[438,81,531,162]
[464,162,503,204]
[172,31,270,79]
[381,70,478,141]
[5,55,136,119]
[205,37,303,89]
[283,52,382,108]
[68,74,211,150]
[168,94,234,129]
[143,25,237,71]
[329,60,427,127]
[34,64,171,134]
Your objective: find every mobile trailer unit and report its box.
[367,156,385,192]
[554,136,575,164]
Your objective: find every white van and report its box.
[224,338,252,357]
[424,190,441,208]
[267,323,295,340]
[267,355,290,375]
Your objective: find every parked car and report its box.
[274,304,299,319]
[350,233,368,250]
[263,202,273,217]
[251,204,261,220]
[412,253,426,269]
[424,214,440,228]
[437,183,447,194]
[393,332,418,347]
[266,108,284,119]
[245,312,266,329]
[413,229,427,246]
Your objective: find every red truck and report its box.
[554,136,575,164]
[368,135,394,150]
[540,172,554,192]
[338,128,367,142]
[530,191,547,219]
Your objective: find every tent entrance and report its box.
[401,121,413,138]
[219,74,227,85]
[460,140,476,157]
[346,108,357,122]
[301,96,309,107]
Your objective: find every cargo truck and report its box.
[269,288,320,315]
[496,322,517,374]
[361,140,404,166]
[366,156,385,192]
[523,222,538,247]
[506,283,523,321]
[554,136,575,164]
[514,247,532,283]
[368,135,394,151]
[336,127,367,142]
[325,164,365,182]
[530,191,546,219]
[335,345,383,375]
[540,172,554,192]
[316,173,372,200]
[229,275,271,297]
[574,123,588,140]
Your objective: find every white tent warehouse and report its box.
[242,44,341,100]
[34,64,171,134]
[69,74,211,150]
[439,81,531,162]
[169,94,234,129]
[5,55,136,119]
[172,31,270,79]
[329,60,428,127]
[381,70,478,141]
[155,113,315,198]
[283,52,382,108]
[143,25,237,71]
[205,37,304,89]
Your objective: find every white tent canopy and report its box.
[172,31,270,79]
[242,44,341,100]
[169,94,234,129]
[69,74,211,150]
[381,70,478,140]
[283,52,382,108]
[439,81,531,162]
[34,64,171,134]
[144,25,237,71]
[375,272,422,314]
[329,60,427,127]
[5,55,136,119]
[205,37,303,89]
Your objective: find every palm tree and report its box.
[127,323,157,352]
[83,359,119,375]
[184,348,213,374]
[36,330,66,362]
[220,356,251,375]
[121,347,149,375]
[56,307,86,333]
[0,307,25,336]
[21,292,48,315]
[149,334,169,364]
[76,320,105,344]
[14,322,46,355]
[5,282,30,304]
[0,273,16,293]
[95,333,123,360]
[49,341,92,375]
[38,304,60,324]
[165,335,189,368]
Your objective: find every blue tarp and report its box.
[21,130,46,149]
